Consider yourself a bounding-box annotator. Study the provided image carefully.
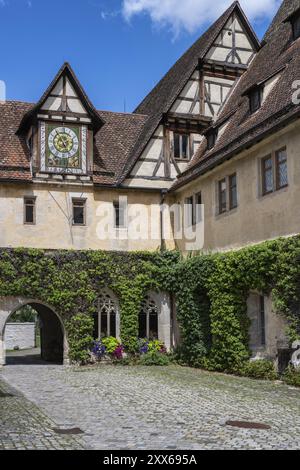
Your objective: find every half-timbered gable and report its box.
[17,63,103,181]
[122,2,260,190]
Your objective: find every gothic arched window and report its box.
[94,291,118,339]
[139,296,159,340]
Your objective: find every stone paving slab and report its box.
[0,379,85,450]
[1,363,300,450]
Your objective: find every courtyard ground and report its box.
[1,352,300,450]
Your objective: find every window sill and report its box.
[174,158,191,163]
[215,206,238,220]
[259,185,289,200]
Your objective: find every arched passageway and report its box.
[0,297,68,366]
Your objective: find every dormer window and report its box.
[283,8,300,41]
[292,13,300,40]
[174,133,190,160]
[207,129,218,150]
[249,86,263,114]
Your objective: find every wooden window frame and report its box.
[173,132,191,161]
[113,200,127,229]
[72,198,86,226]
[249,87,263,114]
[218,178,227,215]
[24,197,36,225]
[184,196,194,227]
[229,173,238,210]
[194,192,202,225]
[261,155,274,196]
[275,148,288,191]
[261,148,288,196]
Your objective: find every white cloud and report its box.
[122,0,281,36]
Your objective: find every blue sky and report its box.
[0,0,280,112]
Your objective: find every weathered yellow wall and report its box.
[172,121,300,253]
[0,185,171,251]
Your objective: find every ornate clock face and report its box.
[48,127,79,160]
[41,122,87,175]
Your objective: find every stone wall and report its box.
[4,323,36,351]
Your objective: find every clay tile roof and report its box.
[118,1,260,183]
[0,100,148,185]
[0,101,33,182]
[172,0,300,191]
[93,111,149,185]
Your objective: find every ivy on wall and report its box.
[0,236,299,370]
[172,236,300,372]
[0,248,178,356]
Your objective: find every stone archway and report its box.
[0,297,69,366]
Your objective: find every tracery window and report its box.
[94,292,118,339]
[139,296,159,340]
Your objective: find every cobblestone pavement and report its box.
[0,379,85,450]
[1,359,300,450]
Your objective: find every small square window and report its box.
[72,199,86,226]
[24,197,36,225]
[173,133,190,160]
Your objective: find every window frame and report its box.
[72,198,86,226]
[261,147,288,197]
[249,86,263,114]
[24,197,36,225]
[275,148,288,191]
[207,129,218,151]
[173,132,191,161]
[218,178,227,215]
[229,173,238,210]
[184,196,194,227]
[139,297,159,341]
[194,192,202,225]
[292,14,300,41]
[113,200,127,229]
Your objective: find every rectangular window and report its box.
[174,133,190,160]
[229,173,238,210]
[249,87,262,114]
[218,179,227,214]
[113,201,127,228]
[261,148,288,196]
[185,196,194,227]
[262,156,273,195]
[24,197,36,225]
[276,148,288,190]
[292,14,300,40]
[207,129,218,150]
[259,296,266,347]
[195,192,202,224]
[72,199,86,226]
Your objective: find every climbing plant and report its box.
[172,236,300,373]
[0,235,299,370]
[0,248,178,358]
